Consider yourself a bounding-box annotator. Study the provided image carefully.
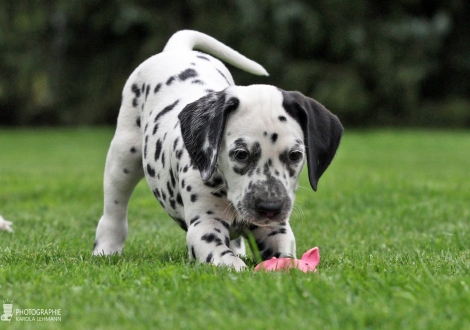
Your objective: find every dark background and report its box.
[1,0,469,127]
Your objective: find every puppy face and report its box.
[179,84,343,226]
[217,86,305,225]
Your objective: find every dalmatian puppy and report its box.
[93,30,343,270]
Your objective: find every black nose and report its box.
[256,199,283,219]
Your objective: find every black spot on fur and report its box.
[207,210,213,215]
[146,164,155,177]
[153,123,159,135]
[201,234,223,247]
[123,168,129,174]
[268,230,279,237]
[155,139,162,161]
[144,135,149,158]
[190,216,200,225]
[114,199,119,205]
[191,194,198,202]
[131,84,141,108]
[131,83,141,97]
[233,138,248,149]
[136,117,141,127]
[214,228,221,233]
[154,99,180,123]
[181,179,185,188]
[176,149,184,159]
[183,165,189,173]
[161,151,166,167]
[247,142,262,176]
[221,250,234,256]
[145,84,150,100]
[161,190,167,201]
[153,189,161,199]
[173,138,179,150]
[191,246,196,259]
[166,76,175,85]
[206,252,214,263]
[215,218,230,231]
[216,69,231,85]
[224,236,230,247]
[130,147,137,153]
[279,116,287,122]
[271,133,278,143]
[197,55,210,61]
[217,69,231,85]
[263,162,271,176]
[186,185,192,192]
[170,168,176,187]
[169,199,176,209]
[191,79,205,85]
[154,83,162,94]
[178,68,198,81]
[167,181,174,198]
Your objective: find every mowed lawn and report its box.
[0,128,469,330]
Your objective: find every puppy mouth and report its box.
[235,207,290,227]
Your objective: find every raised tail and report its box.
[163,30,269,76]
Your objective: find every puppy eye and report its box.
[234,150,249,161]
[289,151,303,162]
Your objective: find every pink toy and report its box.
[254,247,320,273]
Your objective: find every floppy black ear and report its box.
[178,91,240,182]
[281,90,343,191]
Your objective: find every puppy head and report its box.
[179,85,343,225]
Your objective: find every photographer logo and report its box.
[1,301,13,322]
[1,300,61,323]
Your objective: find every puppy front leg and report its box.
[245,223,296,261]
[186,218,246,271]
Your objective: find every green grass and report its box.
[0,128,469,330]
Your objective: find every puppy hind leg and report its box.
[93,132,144,256]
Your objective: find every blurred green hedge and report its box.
[1,0,469,127]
